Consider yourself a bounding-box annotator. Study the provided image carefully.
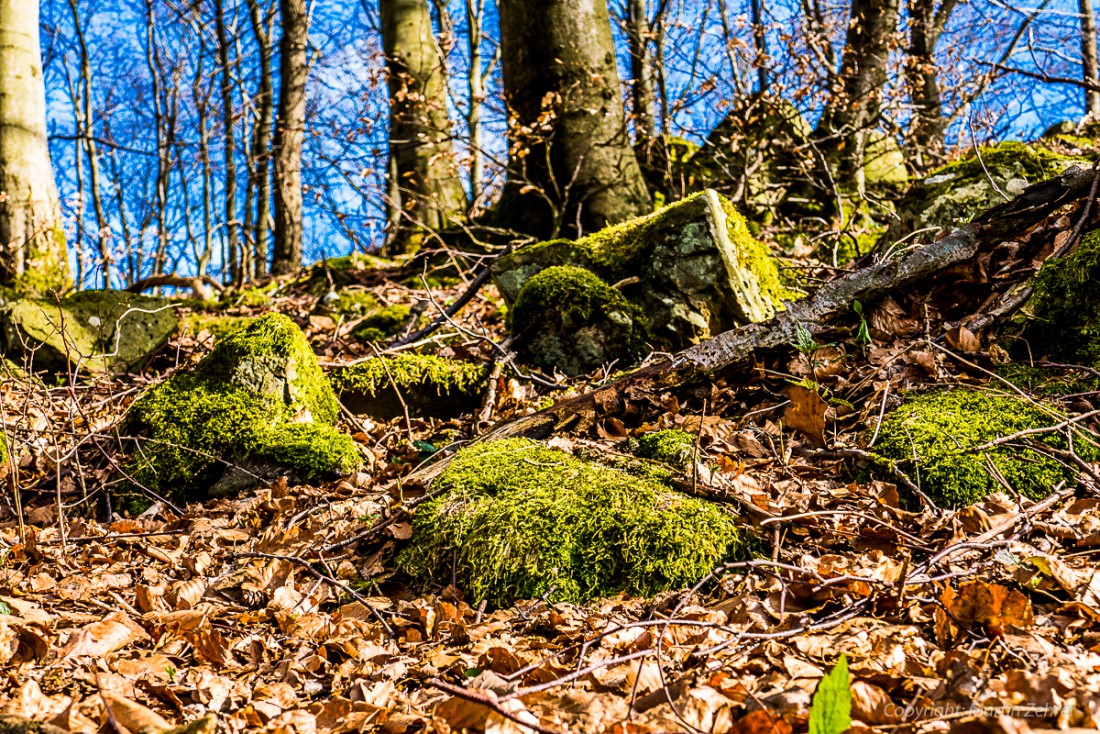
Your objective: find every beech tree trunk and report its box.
[814,0,901,190]
[246,0,275,277]
[0,0,68,295]
[271,0,308,275]
[496,0,652,240]
[625,0,657,142]
[905,0,956,169]
[214,0,243,283]
[380,0,468,255]
[1081,0,1100,118]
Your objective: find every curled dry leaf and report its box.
[57,612,148,661]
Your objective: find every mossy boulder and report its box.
[351,304,414,343]
[1020,227,1100,366]
[125,314,359,503]
[873,389,1097,508]
[862,133,909,190]
[399,438,746,606]
[494,190,790,362]
[887,141,1086,247]
[509,266,648,375]
[0,290,178,374]
[692,95,813,222]
[330,353,489,419]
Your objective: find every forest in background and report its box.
[34,0,1100,287]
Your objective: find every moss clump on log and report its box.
[509,265,648,375]
[126,314,359,503]
[331,353,489,419]
[399,438,746,606]
[632,429,697,469]
[873,389,1096,508]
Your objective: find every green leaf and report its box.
[809,654,851,734]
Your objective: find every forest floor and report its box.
[3,227,1100,734]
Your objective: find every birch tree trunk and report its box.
[271,0,308,275]
[495,0,651,240]
[380,0,468,255]
[0,0,69,295]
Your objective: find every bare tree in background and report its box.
[246,0,276,277]
[214,0,243,282]
[380,0,468,255]
[1081,0,1100,118]
[905,0,958,167]
[496,0,651,239]
[271,0,308,275]
[813,0,901,190]
[0,0,68,294]
[625,0,658,142]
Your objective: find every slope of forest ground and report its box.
[5,168,1100,734]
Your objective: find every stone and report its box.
[0,290,178,374]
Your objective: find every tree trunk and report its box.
[0,0,68,295]
[813,0,901,191]
[905,0,956,169]
[380,0,468,256]
[750,0,769,92]
[465,0,486,208]
[625,0,657,142]
[271,0,308,276]
[215,0,243,284]
[247,0,275,277]
[495,0,652,240]
[1081,0,1100,119]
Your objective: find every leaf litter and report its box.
[3,215,1100,734]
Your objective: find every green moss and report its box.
[717,197,796,304]
[509,266,648,375]
[872,389,1097,507]
[632,429,697,469]
[126,314,357,502]
[331,353,490,419]
[997,363,1100,396]
[13,224,71,297]
[398,438,747,606]
[352,304,413,343]
[1026,228,1100,365]
[181,312,256,340]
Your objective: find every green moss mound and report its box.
[351,304,413,343]
[1026,228,1100,366]
[873,389,1097,507]
[510,266,648,376]
[399,438,746,606]
[181,312,256,341]
[998,363,1100,396]
[632,429,697,469]
[126,314,359,502]
[331,353,489,419]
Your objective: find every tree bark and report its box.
[1081,0,1100,118]
[495,0,652,240]
[246,0,275,277]
[380,0,468,255]
[905,0,956,169]
[813,0,901,191]
[0,0,68,295]
[625,0,657,142]
[271,0,308,275]
[215,0,243,283]
[466,0,486,207]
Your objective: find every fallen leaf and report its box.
[58,612,148,661]
[784,384,827,448]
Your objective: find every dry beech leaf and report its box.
[102,691,174,734]
[938,581,1034,642]
[945,325,981,353]
[58,611,148,661]
[784,384,827,448]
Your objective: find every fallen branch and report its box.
[126,274,225,301]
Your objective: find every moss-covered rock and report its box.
[887,141,1087,247]
[872,389,1097,507]
[126,314,359,503]
[1022,228,1100,366]
[862,133,909,190]
[998,362,1100,396]
[494,190,790,360]
[692,95,813,223]
[351,304,414,343]
[1,290,178,374]
[399,438,746,606]
[632,429,697,469]
[509,266,648,375]
[331,353,489,419]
